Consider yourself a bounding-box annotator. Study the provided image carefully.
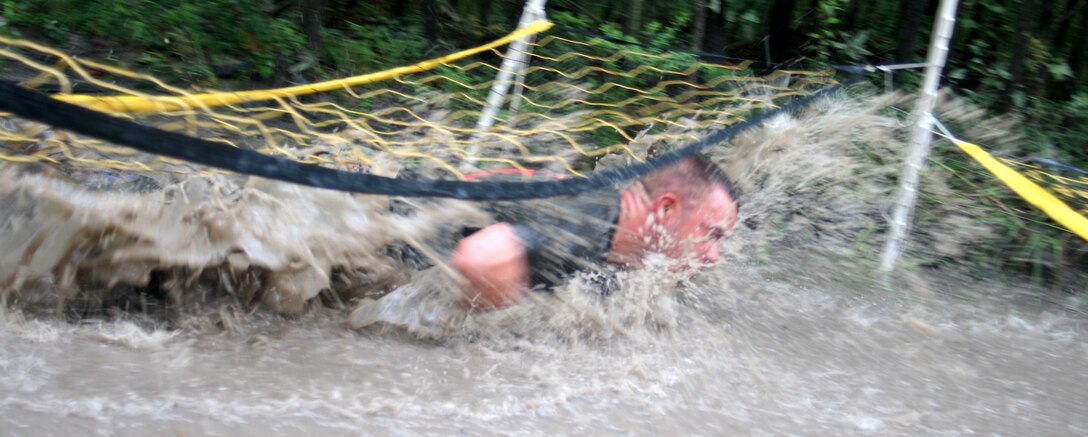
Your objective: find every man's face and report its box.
[651,187,738,272]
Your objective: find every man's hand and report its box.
[450,223,530,311]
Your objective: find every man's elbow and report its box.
[449,246,485,285]
[449,223,531,311]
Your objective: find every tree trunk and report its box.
[1071,2,1088,91]
[1041,0,1081,98]
[766,0,797,63]
[1037,0,1058,37]
[705,2,728,54]
[844,0,864,30]
[302,0,325,55]
[480,0,493,27]
[1048,0,1085,49]
[424,0,440,42]
[1008,0,1039,97]
[606,0,624,26]
[693,0,708,51]
[625,0,645,36]
[894,0,926,63]
[392,0,407,20]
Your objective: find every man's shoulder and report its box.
[477,168,620,226]
[489,188,621,242]
[463,170,623,288]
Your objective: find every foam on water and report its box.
[3,264,1088,435]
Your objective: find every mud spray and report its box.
[2,91,1086,436]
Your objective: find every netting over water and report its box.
[0,25,836,181]
[0,22,854,317]
[0,22,1085,316]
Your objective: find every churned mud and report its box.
[2,258,1085,436]
[2,91,1086,436]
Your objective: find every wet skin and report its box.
[452,185,739,311]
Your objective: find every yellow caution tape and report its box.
[52,20,554,112]
[955,140,1088,241]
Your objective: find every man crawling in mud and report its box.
[450,154,740,311]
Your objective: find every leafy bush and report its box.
[4,0,307,82]
[323,20,429,75]
[803,0,872,65]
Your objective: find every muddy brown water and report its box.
[3,259,1086,436]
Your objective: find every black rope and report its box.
[0,76,858,200]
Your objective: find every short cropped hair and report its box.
[639,154,741,210]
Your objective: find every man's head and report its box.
[630,154,740,271]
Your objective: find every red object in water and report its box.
[463,168,566,180]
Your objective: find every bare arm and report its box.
[449,222,530,311]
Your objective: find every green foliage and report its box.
[803,0,872,65]
[1020,93,1088,166]
[324,21,428,75]
[533,12,701,151]
[550,11,594,30]
[644,12,692,46]
[6,0,307,82]
[722,7,763,42]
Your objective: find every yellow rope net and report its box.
[1,20,1084,240]
[0,21,835,183]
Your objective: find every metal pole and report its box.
[462,0,545,171]
[507,32,536,117]
[880,0,961,273]
[470,0,546,137]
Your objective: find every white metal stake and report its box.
[880,0,961,273]
[508,32,536,116]
[464,0,547,170]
